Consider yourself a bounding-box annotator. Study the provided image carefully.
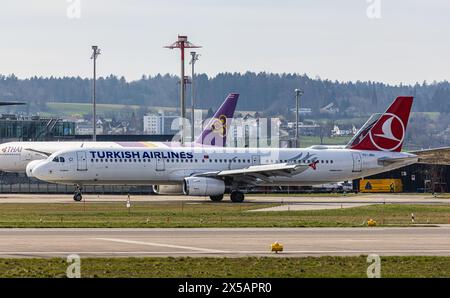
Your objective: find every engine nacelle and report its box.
[183,177,225,196]
[152,184,184,194]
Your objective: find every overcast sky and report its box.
[1,0,449,85]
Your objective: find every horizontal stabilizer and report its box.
[377,156,418,166]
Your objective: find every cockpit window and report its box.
[59,157,65,163]
[52,157,59,162]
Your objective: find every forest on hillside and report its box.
[0,72,449,118]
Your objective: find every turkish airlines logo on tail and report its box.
[369,113,405,151]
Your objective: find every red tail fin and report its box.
[350,96,413,152]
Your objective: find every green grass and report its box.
[247,193,359,197]
[0,256,448,278]
[299,136,352,147]
[46,102,144,117]
[0,202,448,228]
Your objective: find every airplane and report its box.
[0,93,238,173]
[0,93,238,195]
[27,96,449,202]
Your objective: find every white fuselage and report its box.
[0,141,164,172]
[29,146,418,186]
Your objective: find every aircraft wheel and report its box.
[209,194,224,202]
[230,190,244,203]
[73,192,82,202]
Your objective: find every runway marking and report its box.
[1,249,450,256]
[92,237,228,253]
[337,239,381,242]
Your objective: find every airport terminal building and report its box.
[0,114,75,142]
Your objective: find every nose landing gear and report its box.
[73,186,83,202]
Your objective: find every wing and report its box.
[23,148,52,157]
[195,163,310,184]
[410,147,450,165]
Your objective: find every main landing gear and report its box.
[73,186,83,202]
[209,194,224,202]
[209,191,245,203]
[230,190,245,203]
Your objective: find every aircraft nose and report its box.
[26,160,45,178]
[29,162,51,181]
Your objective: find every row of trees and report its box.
[0,72,449,115]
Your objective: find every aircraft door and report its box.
[352,153,362,172]
[156,158,165,171]
[251,155,260,165]
[76,151,88,171]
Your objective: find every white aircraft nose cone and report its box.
[25,160,45,178]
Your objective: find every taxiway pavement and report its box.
[0,226,449,258]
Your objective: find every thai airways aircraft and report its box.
[27,96,449,202]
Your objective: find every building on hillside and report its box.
[331,125,357,136]
[289,107,313,116]
[75,120,104,135]
[143,112,180,135]
[320,103,339,114]
[285,121,321,137]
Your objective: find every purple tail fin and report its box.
[195,93,239,146]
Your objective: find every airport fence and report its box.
[0,173,153,194]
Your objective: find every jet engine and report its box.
[183,177,225,196]
[152,184,184,194]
